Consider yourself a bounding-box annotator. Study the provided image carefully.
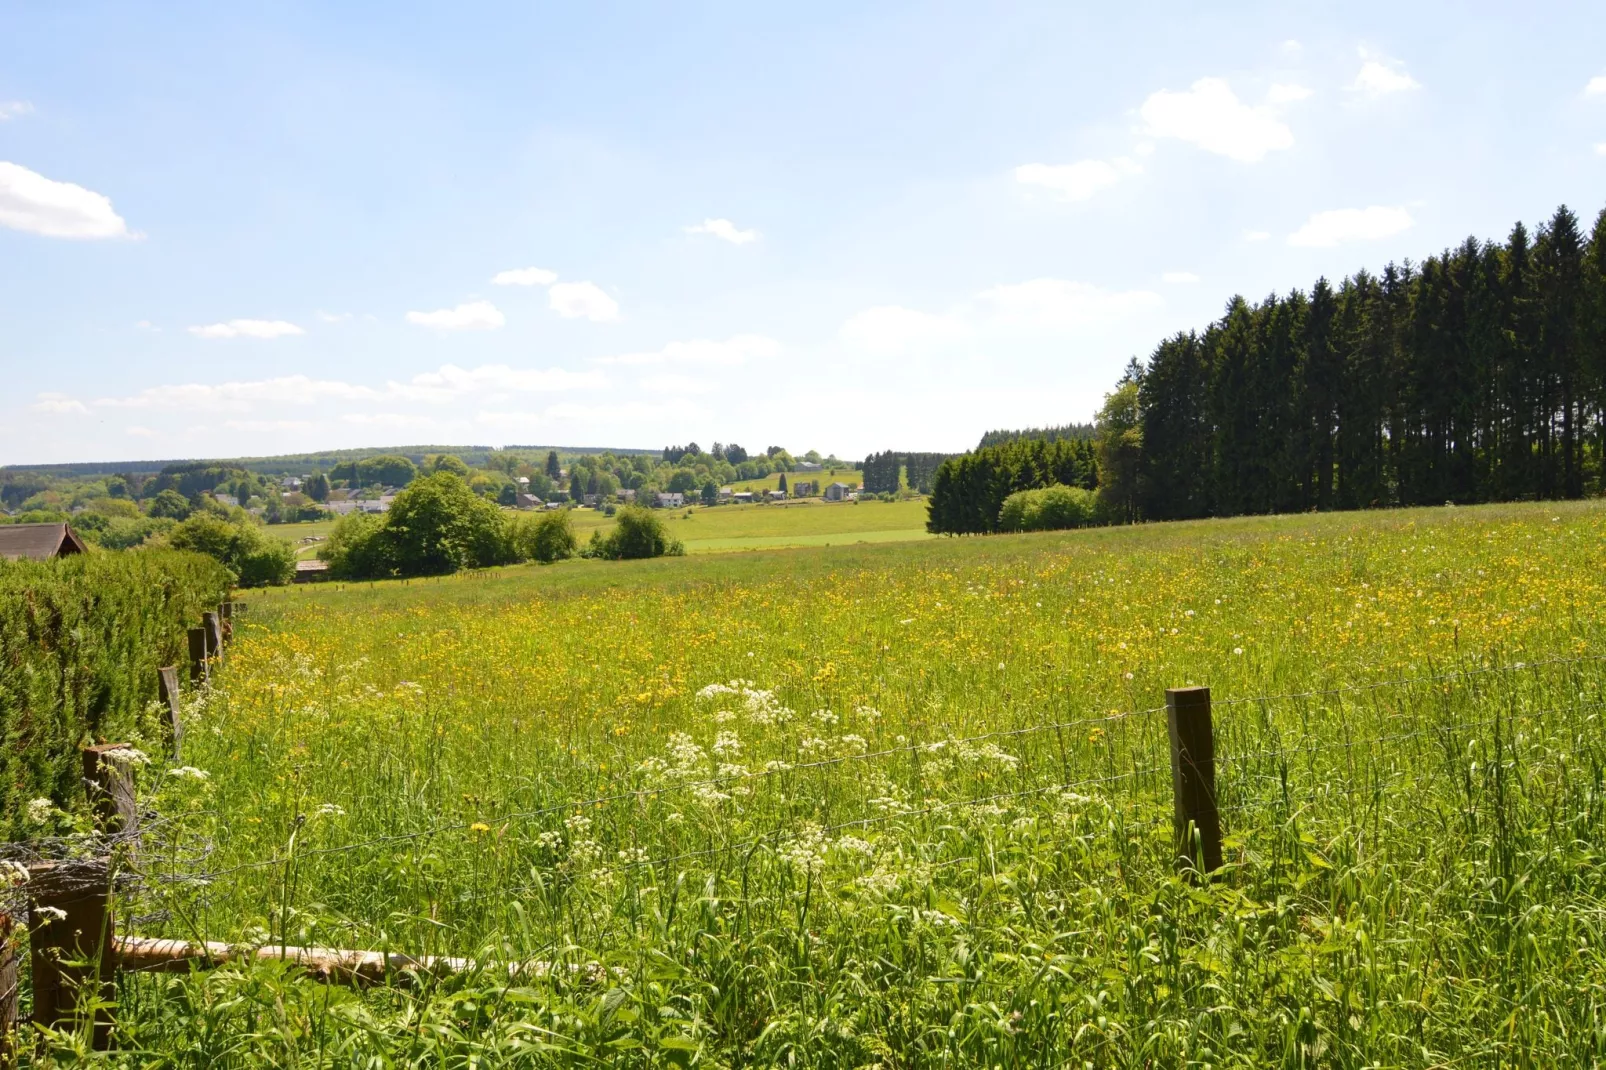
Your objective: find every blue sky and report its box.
[2,1,1604,465]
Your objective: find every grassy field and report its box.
[107,500,1606,1065]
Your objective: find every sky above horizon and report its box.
[3,1,1604,466]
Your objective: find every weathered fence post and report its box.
[1165,686,1222,875]
[28,861,116,1050]
[219,601,234,646]
[203,611,223,668]
[0,912,17,1067]
[187,627,207,686]
[82,745,140,839]
[157,666,184,760]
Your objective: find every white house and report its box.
[655,492,685,508]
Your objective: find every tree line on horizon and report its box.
[930,202,1606,533]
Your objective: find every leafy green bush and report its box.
[319,512,393,579]
[511,510,577,564]
[998,484,1098,532]
[383,473,511,575]
[587,505,684,560]
[169,514,296,587]
[0,549,229,836]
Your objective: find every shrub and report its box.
[998,485,1098,532]
[383,473,511,576]
[589,506,684,560]
[169,514,295,587]
[511,510,578,564]
[0,549,229,836]
[320,512,393,579]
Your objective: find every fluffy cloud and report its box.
[1139,78,1295,162]
[30,392,89,414]
[596,334,781,367]
[93,374,377,410]
[405,301,505,330]
[639,373,714,394]
[839,306,963,357]
[1014,159,1138,202]
[1267,83,1314,105]
[1350,52,1421,98]
[0,101,32,121]
[1288,206,1415,247]
[1162,271,1200,284]
[1597,143,1606,156]
[685,218,760,244]
[388,364,606,402]
[188,319,305,339]
[316,311,353,323]
[841,279,1160,358]
[0,161,133,239]
[492,266,558,286]
[1586,76,1606,98]
[548,282,619,321]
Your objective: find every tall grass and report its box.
[84,502,1606,1064]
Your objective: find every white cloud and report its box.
[0,161,133,239]
[841,279,1160,359]
[134,320,158,331]
[492,266,559,286]
[1243,229,1271,242]
[1279,40,1303,57]
[1267,83,1314,105]
[1350,52,1421,98]
[973,279,1162,328]
[596,334,781,367]
[405,300,505,331]
[340,412,439,429]
[1587,76,1606,98]
[125,426,157,438]
[548,282,619,321]
[639,373,714,394]
[1288,206,1415,247]
[685,218,760,245]
[316,311,353,323]
[0,101,32,121]
[221,419,318,433]
[1014,158,1139,202]
[1162,271,1200,284]
[188,319,305,340]
[1597,143,1606,156]
[93,374,377,410]
[30,392,89,414]
[1139,77,1296,162]
[387,364,606,402]
[839,306,964,357]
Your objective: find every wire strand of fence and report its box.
[1208,653,1606,709]
[166,705,1170,886]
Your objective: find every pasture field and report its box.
[110,500,1606,1066]
[566,496,932,553]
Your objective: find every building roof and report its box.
[0,522,88,562]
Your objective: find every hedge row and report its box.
[0,549,230,837]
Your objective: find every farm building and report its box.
[792,480,817,498]
[824,482,852,502]
[0,522,88,561]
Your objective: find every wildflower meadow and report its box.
[93,500,1606,1066]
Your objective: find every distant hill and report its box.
[1,443,659,479]
[976,423,1096,449]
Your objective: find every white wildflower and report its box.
[167,766,210,781]
[712,730,743,758]
[810,709,839,727]
[564,813,593,835]
[617,846,650,865]
[0,861,29,887]
[26,798,55,825]
[34,906,68,923]
[315,803,345,818]
[103,746,151,766]
[837,734,868,755]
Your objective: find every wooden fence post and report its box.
[1165,686,1222,875]
[157,666,183,760]
[28,862,115,1050]
[219,601,234,646]
[0,912,17,1067]
[187,627,207,686]
[82,745,140,839]
[203,612,223,667]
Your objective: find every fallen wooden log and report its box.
[113,936,609,987]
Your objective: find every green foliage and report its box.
[588,505,684,559]
[71,513,175,550]
[0,549,228,836]
[330,454,418,488]
[377,473,510,577]
[168,514,295,587]
[425,453,471,478]
[997,484,1097,531]
[1095,378,1143,523]
[927,438,1099,534]
[147,489,192,520]
[302,472,330,502]
[511,509,578,564]
[319,512,393,579]
[976,422,1097,449]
